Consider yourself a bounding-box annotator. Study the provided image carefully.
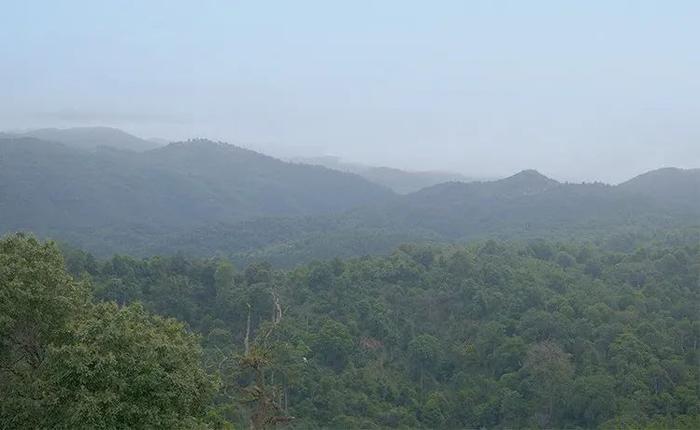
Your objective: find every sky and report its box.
[1,0,699,183]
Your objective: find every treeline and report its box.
[3,233,699,428]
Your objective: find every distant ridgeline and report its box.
[0,128,699,266]
[290,155,480,194]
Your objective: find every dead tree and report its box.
[238,290,293,430]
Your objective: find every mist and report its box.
[2,1,698,183]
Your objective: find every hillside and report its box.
[618,167,700,208]
[112,169,700,265]
[1,134,697,263]
[0,136,394,240]
[9,127,163,152]
[294,155,477,193]
[358,169,698,237]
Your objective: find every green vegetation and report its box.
[0,235,216,429]
[47,232,700,428]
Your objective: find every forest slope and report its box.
[1,135,697,264]
[148,168,700,266]
[0,136,394,237]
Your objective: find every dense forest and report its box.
[3,232,698,428]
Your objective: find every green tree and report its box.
[0,234,218,429]
[569,374,617,427]
[214,260,236,294]
[408,334,440,393]
[0,234,89,426]
[43,302,216,429]
[522,341,574,427]
[313,320,353,371]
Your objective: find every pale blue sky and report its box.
[2,1,699,182]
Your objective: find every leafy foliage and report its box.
[61,234,700,428]
[0,235,216,429]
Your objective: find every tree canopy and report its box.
[0,235,216,429]
[58,232,700,429]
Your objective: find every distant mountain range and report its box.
[359,167,700,239]
[0,134,392,235]
[292,155,480,193]
[3,127,480,193]
[148,167,700,265]
[0,127,698,265]
[3,127,164,152]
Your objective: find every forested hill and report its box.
[354,168,700,238]
[0,133,698,264]
[146,168,700,266]
[0,136,394,235]
[618,167,700,208]
[293,155,477,193]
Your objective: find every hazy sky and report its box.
[2,1,699,182]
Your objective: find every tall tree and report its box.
[0,234,217,429]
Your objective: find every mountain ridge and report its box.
[0,132,697,264]
[5,127,163,152]
[145,166,699,265]
[292,155,479,193]
[0,135,395,234]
